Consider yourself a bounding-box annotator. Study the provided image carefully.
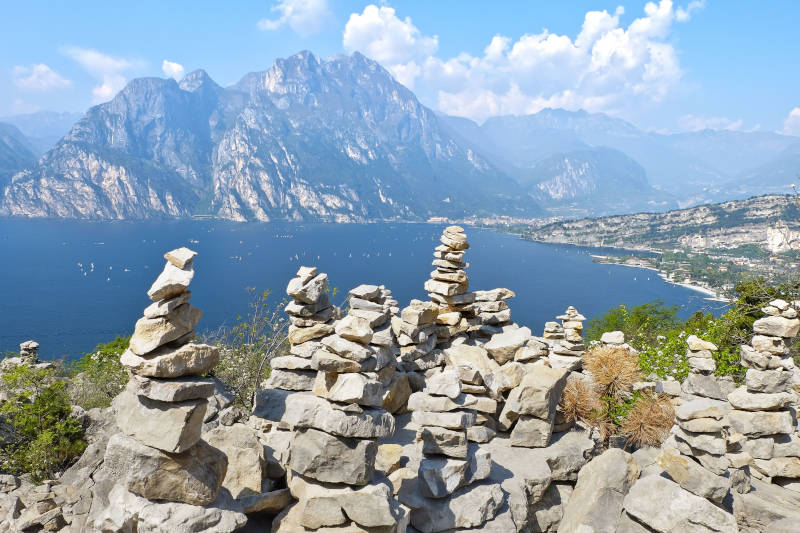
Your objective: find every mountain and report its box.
[728,143,800,198]
[0,52,535,221]
[526,194,800,254]
[0,111,83,155]
[0,122,36,189]
[522,147,674,215]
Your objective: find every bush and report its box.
[583,346,641,398]
[0,365,86,481]
[204,288,290,408]
[621,393,675,447]
[69,336,129,409]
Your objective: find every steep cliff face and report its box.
[0,123,36,190]
[528,194,800,253]
[0,52,534,221]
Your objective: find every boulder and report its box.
[264,369,317,391]
[657,448,729,504]
[335,315,373,344]
[410,482,504,532]
[753,316,800,338]
[114,390,206,453]
[559,449,641,533]
[728,386,794,411]
[103,433,227,506]
[313,371,384,407]
[746,368,793,394]
[205,424,264,499]
[121,342,219,378]
[623,476,737,532]
[286,273,327,305]
[728,409,795,437]
[127,374,215,402]
[485,327,532,364]
[129,303,202,355]
[510,415,554,448]
[289,428,377,485]
[418,426,468,458]
[279,392,395,438]
[147,262,194,301]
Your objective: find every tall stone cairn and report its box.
[547,306,587,370]
[112,247,228,506]
[727,299,800,489]
[18,341,39,363]
[670,336,732,475]
[272,284,407,531]
[425,226,470,306]
[270,266,336,392]
[394,299,442,391]
[401,368,503,532]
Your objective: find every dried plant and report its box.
[621,393,676,447]
[559,375,602,424]
[583,345,642,398]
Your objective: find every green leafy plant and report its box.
[69,336,130,409]
[0,365,86,481]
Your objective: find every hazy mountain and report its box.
[0,52,535,221]
[728,143,800,197]
[0,122,36,189]
[0,111,83,155]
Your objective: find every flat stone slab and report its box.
[127,374,216,402]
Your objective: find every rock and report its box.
[121,342,219,378]
[239,488,292,515]
[474,288,515,301]
[205,424,264,499]
[163,247,197,269]
[288,323,334,344]
[467,425,496,443]
[657,448,729,504]
[746,368,793,394]
[600,331,626,344]
[129,303,202,355]
[147,261,194,301]
[483,362,527,397]
[675,397,729,421]
[143,291,193,319]
[412,410,476,430]
[312,350,368,373]
[679,417,726,433]
[103,433,227,506]
[410,482,504,532]
[286,272,328,305]
[753,316,800,338]
[510,415,554,448]
[687,335,718,352]
[728,386,794,411]
[530,482,574,532]
[681,373,726,400]
[335,315,373,344]
[728,409,795,437]
[264,369,317,391]
[279,392,395,438]
[127,374,215,402]
[733,478,800,531]
[321,334,374,361]
[689,356,716,373]
[559,449,640,533]
[753,457,800,478]
[375,444,404,475]
[382,372,411,414]
[419,457,469,498]
[424,369,461,399]
[443,344,499,377]
[407,391,477,412]
[272,355,315,370]
[114,390,206,453]
[656,379,682,396]
[485,327,532,364]
[418,426,468,458]
[752,335,788,354]
[624,476,737,532]
[313,371,384,407]
[289,428,377,485]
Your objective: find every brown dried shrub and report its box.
[559,375,602,424]
[621,393,676,447]
[583,345,642,398]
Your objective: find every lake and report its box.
[0,220,717,360]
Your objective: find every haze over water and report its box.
[0,220,715,360]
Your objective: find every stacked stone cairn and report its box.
[545,306,587,370]
[401,368,503,531]
[394,299,442,392]
[102,248,243,523]
[669,336,733,476]
[269,266,336,392]
[272,285,408,531]
[425,226,470,313]
[727,300,800,489]
[18,340,38,363]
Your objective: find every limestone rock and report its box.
[657,448,729,504]
[313,371,384,407]
[287,272,328,305]
[147,261,194,301]
[418,426,467,458]
[485,327,531,364]
[205,424,264,499]
[728,386,794,411]
[121,342,218,378]
[753,316,800,338]
[510,415,554,448]
[114,390,206,453]
[264,369,317,391]
[289,428,377,485]
[129,303,202,355]
[687,335,718,352]
[335,315,373,344]
[103,433,226,506]
[164,247,197,269]
[728,409,795,437]
[424,369,461,399]
[288,323,334,344]
[746,368,793,394]
[279,392,395,438]
[127,374,215,402]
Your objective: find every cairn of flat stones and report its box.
[546,306,587,370]
[726,300,800,488]
[401,368,502,531]
[18,341,38,363]
[272,285,407,531]
[111,247,227,506]
[269,267,336,392]
[395,299,442,390]
[425,226,470,309]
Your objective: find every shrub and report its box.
[560,375,602,425]
[69,336,129,409]
[204,288,290,408]
[0,365,86,481]
[621,393,675,447]
[583,346,642,398]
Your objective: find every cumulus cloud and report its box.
[343,1,703,122]
[11,64,72,91]
[62,47,144,104]
[162,60,185,80]
[258,0,331,36]
[679,114,743,131]
[782,108,800,136]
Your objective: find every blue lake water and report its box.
[0,220,716,360]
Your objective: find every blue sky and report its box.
[2,0,799,134]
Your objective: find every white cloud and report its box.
[343,5,437,89]
[12,64,72,91]
[62,47,144,104]
[258,0,331,36]
[343,1,703,122]
[782,107,800,136]
[679,114,743,131]
[162,60,185,80]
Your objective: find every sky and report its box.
[1,0,799,134]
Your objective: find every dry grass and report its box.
[583,345,642,398]
[621,393,675,447]
[560,375,602,424]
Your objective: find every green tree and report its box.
[69,336,130,409]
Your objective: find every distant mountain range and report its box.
[1,51,798,221]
